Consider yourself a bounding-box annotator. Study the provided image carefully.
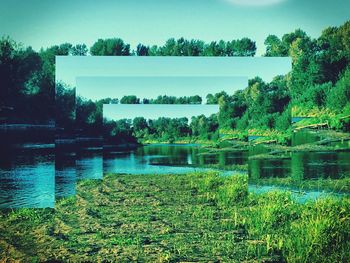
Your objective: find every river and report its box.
[1,141,349,208]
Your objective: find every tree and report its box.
[120,95,140,104]
[136,44,149,56]
[71,44,88,56]
[159,38,177,56]
[327,67,350,112]
[55,82,75,131]
[133,117,148,133]
[90,38,130,56]
[264,35,287,57]
[227,38,257,56]
[188,39,205,56]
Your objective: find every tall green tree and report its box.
[90,38,130,56]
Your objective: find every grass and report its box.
[0,172,349,262]
[243,192,350,262]
[249,176,350,193]
[292,106,350,131]
[249,128,292,145]
[141,137,218,147]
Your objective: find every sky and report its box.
[1,0,349,56]
[57,56,291,87]
[103,104,219,121]
[76,76,248,101]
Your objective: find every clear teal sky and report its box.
[57,56,291,87]
[1,0,349,55]
[103,104,219,121]
[76,76,248,101]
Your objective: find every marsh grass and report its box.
[250,176,350,193]
[242,191,350,262]
[0,172,349,262]
[283,197,350,262]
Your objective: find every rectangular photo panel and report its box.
[0,126,55,208]
[247,76,292,184]
[290,81,350,185]
[56,56,292,195]
[75,76,248,180]
[0,46,55,208]
[102,104,226,175]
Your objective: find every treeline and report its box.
[103,115,219,145]
[0,36,256,125]
[76,93,221,139]
[78,78,288,142]
[74,20,350,145]
[263,24,350,131]
[1,20,350,140]
[116,95,203,105]
[92,37,257,57]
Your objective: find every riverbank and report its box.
[249,176,350,193]
[248,129,350,159]
[1,172,349,261]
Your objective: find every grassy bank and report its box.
[249,128,292,145]
[292,106,350,131]
[141,137,218,147]
[249,176,350,193]
[0,172,349,261]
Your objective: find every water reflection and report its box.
[249,185,347,204]
[249,158,291,180]
[250,129,350,185]
[291,151,350,180]
[76,148,103,180]
[0,143,55,208]
[292,130,322,146]
[55,150,76,198]
[104,144,247,175]
[2,136,349,208]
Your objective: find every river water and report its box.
[1,140,349,208]
[0,143,55,208]
[249,130,350,182]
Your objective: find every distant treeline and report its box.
[103,115,219,145]
[115,95,203,105]
[1,20,350,142]
[0,36,256,125]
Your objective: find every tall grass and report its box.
[189,171,248,206]
[283,197,350,262]
[244,191,350,262]
[190,172,350,262]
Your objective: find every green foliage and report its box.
[247,192,298,234]
[8,208,51,223]
[189,172,249,207]
[247,75,291,133]
[103,115,204,144]
[90,38,130,56]
[120,95,140,104]
[242,190,350,262]
[1,172,349,261]
[136,44,149,56]
[2,19,350,139]
[0,37,90,126]
[149,37,256,56]
[146,95,202,104]
[103,118,137,145]
[327,67,350,112]
[217,174,248,206]
[264,34,288,57]
[55,82,75,130]
[282,197,350,262]
[71,44,88,56]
